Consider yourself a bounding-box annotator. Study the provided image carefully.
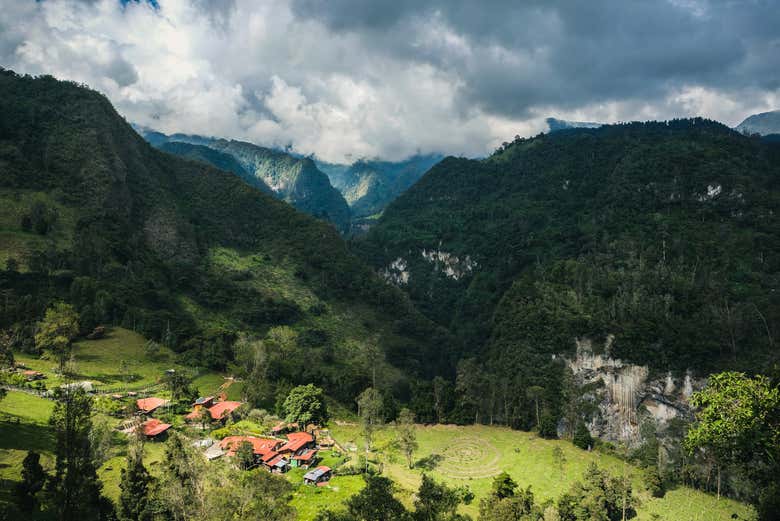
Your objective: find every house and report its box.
[266,454,290,473]
[278,431,314,457]
[60,381,94,393]
[205,400,243,422]
[291,448,318,468]
[141,418,171,439]
[271,421,299,435]
[193,396,215,407]
[136,397,169,414]
[219,436,285,468]
[303,466,331,485]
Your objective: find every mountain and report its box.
[158,141,273,194]
[546,117,602,132]
[317,155,443,229]
[0,69,452,404]
[139,130,351,233]
[735,109,780,136]
[355,119,780,425]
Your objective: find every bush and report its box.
[573,421,593,450]
[644,467,665,498]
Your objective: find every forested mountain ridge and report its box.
[319,154,443,220]
[0,69,452,404]
[157,141,273,194]
[355,119,780,396]
[140,130,351,233]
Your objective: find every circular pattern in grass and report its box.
[437,436,501,479]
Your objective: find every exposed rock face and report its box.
[380,257,410,285]
[567,337,700,447]
[420,249,477,280]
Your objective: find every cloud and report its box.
[0,0,778,162]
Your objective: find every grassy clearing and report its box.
[329,423,755,521]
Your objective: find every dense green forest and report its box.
[356,119,780,425]
[0,69,453,407]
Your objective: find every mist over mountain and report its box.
[546,117,603,132]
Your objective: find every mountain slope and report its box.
[140,130,351,233]
[0,70,451,403]
[356,120,780,376]
[325,154,443,219]
[158,141,272,194]
[735,109,780,136]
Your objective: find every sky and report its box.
[1,0,779,163]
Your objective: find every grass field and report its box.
[0,327,758,520]
[329,423,756,521]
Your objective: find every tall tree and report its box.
[396,407,418,469]
[157,432,207,521]
[345,475,410,521]
[35,302,79,375]
[118,438,153,521]
[526,386,544,431]
[413,474,460,521]
[49,387,112,521]
[357,387,384,455]
[685,371,780,515]
[282,384,329,426]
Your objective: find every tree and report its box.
[414,474,460,521]
[282,384,329,426]
[685,371,780,510]
[479,475,541,521]
[164,371,197,403]
[572,422,593,451]
[557,464,635,521]
[526,386,544,430]
[490,472,517,500]
[357,387,384,454]
[397,408,418,469]
[118,440,153,521]
[156,432,207,520]
[207,467,294,521]
[456,358,486,425]
[345,475,409,521]
[0,329,15,369]
[236,440,256,470]
[15,451,47,513]
[432,376,450,424]
[49,386,113,521]
[35,302,79,375]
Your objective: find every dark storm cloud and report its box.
[291,0,780,118]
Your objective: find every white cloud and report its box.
[0,0,778,162]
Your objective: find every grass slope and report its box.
[329,423,755,521]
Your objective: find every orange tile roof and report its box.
[279,431,314,453]
[142,419,171,437]
[219,436,280,456]
[136,397,168,413]
[207,401,243,420]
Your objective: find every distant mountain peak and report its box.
[735,109,780,136]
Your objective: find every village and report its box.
[5,361,341,487]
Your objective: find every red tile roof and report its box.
[219,436,280,456]
[142,419,171,437]
[207,401,243,420]
[136,397,168,413]
[279,431,314,453]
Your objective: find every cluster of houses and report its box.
[125,393,332,485]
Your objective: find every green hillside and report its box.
[0,69,451,406]
[356,120,780,422]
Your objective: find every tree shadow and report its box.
[0,420,54,453]
[415,453,443,471]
